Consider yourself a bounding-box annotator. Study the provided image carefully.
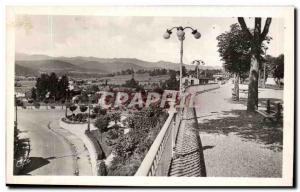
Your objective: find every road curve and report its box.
[17,109,76,175]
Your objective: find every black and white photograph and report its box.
[6,6,294,186]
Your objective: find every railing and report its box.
[135,108,179,176]
[135,84,220,176]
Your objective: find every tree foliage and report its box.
[272,54,284,82]
[94,115,109,133]
[34,73,69,102]
[108,106,167,175]
[109,112,121,125]
[264,54,284,83]
[79,105,88,113]
[217,23,251,77]
[69,105,77,114]
[162,70,179,90]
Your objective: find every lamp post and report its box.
[163,26,201,95]
[65,88,69,117]
[263,47,268,88]
[191,60,205,79]
[87,94,91,132]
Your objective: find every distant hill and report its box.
[15,53,223,77]
[15,64,38,76]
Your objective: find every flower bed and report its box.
[61,117,87,124]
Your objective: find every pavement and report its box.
[59,120,98,176]
[169,107,206,177]
[17,109,93,176]
[193,82,283,177]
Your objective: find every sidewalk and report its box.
[59,120,98,176]
[193,82,283,177]
[49,120,93,176]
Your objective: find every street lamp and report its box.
[87,94,92,132]
[191,59,205,79]
[263,47,268,88]
[163,26,201,95]
[65,88,69,117]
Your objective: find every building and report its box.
[182,75,211,86]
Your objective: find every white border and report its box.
[6,6,294,186]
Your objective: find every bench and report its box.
[256,99,283,123]
[240,89,248,94]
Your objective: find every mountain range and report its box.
[15,53,222,77]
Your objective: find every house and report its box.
[182,75,200,87]
[182,75,211,86]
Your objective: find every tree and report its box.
[182,65,188,77]
[79,105,88,113]
[35,73,69,102]
[69,105,77,115]
[35,73,49,101]
[88,85,100,93]
[57,74,69,100]
[113,133,139,159]
[48,72,59,101]
[217,23,251,101]
[31,87,37,101]
[124,78,140,89]
[264,54,284,86]
[109,112,121,126]
[97,160,107,176]
[272,54,284,85]
[93,105,107,116]
[238,17,272,111]
[162,70,179,90]
[94,115,109,141]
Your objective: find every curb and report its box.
[47,122,80,176]
[59,120,98,176]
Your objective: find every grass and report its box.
[15,80,36,93]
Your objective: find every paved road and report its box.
[17,109,76,175]
[190,82,283,177]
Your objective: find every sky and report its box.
[15,15,284,67]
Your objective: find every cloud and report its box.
[15,15,284,66]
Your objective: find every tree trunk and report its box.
[234,73,240,101]
[247,55,259,111]
[238,17,271,112]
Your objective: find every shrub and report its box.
[108,155,141,176]
[93,105,107,115]
[74,113,88,122]
[16,99,24,107]
[34,102,40,109]
[79,105,88,113]
[97,160,107,176]
[69,105,77,114]
[108,112,121,125]
[106,129,120,140]
[94,115,110,142]
[94,115,109,132]
[90,113,96,119]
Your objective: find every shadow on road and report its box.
[228,97,283,107]
[197,110,283,152]
[202,145,215,150]
[19,157,50,175]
